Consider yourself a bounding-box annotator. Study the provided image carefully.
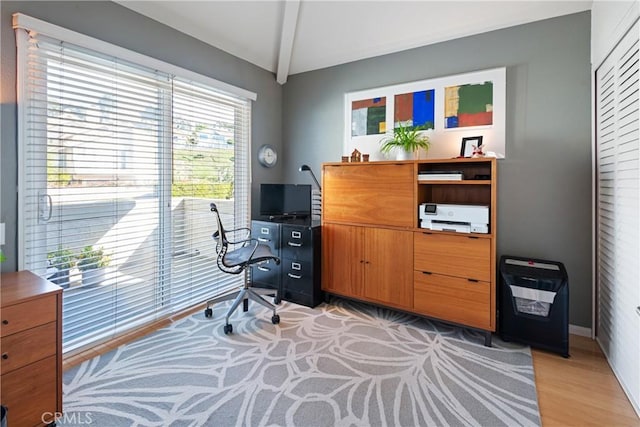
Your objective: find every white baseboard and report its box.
[569,324,592,337]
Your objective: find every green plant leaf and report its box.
[379,124,431,154]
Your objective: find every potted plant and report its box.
[77,245,111,286]
[47,247,76,288]
[380,124,431,160]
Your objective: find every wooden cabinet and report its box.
[1,271,63,426]
[322,158,497,344]
[322,223,413,310]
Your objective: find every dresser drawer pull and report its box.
[2,353,8,360]
[257,266,271,272]
[288,273,302,279]
[291,231,301,239]
[288,242,302,247]
[467,278,479,283]
[467,236,480,239]
[422,271,432,275]
[257,237,270,243]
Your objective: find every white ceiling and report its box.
[117,1,591,84]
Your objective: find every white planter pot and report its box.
[81,267,107,287]
[396,149,415,161]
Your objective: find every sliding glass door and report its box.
[17,28,250,352]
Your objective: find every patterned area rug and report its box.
[62,299,541,426]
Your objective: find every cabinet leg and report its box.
[484,332,492,347]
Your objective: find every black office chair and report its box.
[204,202,281,334]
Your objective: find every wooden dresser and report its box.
[1,271,63,426]
[322,158,497,345]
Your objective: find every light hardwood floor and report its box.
[65,311,639,426]
[533,335,639,426]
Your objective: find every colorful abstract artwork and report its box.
[445,82,493,128]
[394,89,435,130]
[351,97,386,136]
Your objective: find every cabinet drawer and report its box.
[282,259,312,291]
[414,232,490,281]
[0,321,57,375]
[281,226,312,261]
[252,222,280,252]
[1,355,59,426]
[251,258,281,286]
[414,272,491,330]
[1,294,57,337]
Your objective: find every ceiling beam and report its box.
[276,0,300,85]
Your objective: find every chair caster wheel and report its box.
[223,324,233,334]
[272,314,280,324]
[204,308,213,318]
[274,297,281,305]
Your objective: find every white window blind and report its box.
[595,19,639,411]
[16,22,252,352]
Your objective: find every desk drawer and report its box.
[281,226,312,261]
[252,222,280,252]
[414,232,490,281]
[0,321,57,375]
[282,259,313,293]
[251,258,281,286]
[1,355,58,426]
[1,294,57,337]
[414,271,491,330]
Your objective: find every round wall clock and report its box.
[258,144,278,168]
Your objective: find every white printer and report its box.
[419,203,489,233]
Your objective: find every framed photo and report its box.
[460,136,483,157]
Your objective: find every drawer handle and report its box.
[467,278,479,283]
[291,262,301,270]
[288,273,302,279]
[257,237,270,242]
[288,242,302,247]
[291,231,301,239]
[260,227,269,234]
[2,320,7,325]
[1,353,7,360]
[257,266,270,272]
[467,236,480,239]
[422,271,432,275]
[422,232,433,235]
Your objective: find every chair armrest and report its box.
[225,227,252,244]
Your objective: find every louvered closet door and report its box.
[595,19,639,411]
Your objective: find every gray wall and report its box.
[0,1,284,271]
[1,4,593,328]
[283,12,593,328]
